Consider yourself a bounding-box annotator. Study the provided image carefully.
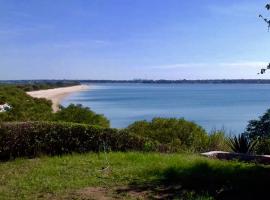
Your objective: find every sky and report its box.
[0,0,270,80]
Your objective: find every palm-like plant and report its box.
[227,133,257,154]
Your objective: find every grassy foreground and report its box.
[1,153,270,200]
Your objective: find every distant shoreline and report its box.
[79,79,270,84]
[3,79,270,85]
[27,85,89,112]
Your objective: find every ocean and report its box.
[62,83,270,134]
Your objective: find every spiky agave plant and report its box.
[227,133,257,154]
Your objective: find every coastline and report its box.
[27,85,89,112]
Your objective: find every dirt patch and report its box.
[76,186,149,200]
[43,186,158,200]
[62,186,150,200]
[76,187,112,200]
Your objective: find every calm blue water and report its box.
[63,83,270,134]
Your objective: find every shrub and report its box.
[255,139,270,155]
[126,118,209,152]
[0,121,145,161]
[54,104,110,128]
[0,86,53,122]
[206,130,229,151]
[244,109,270,140]
[227,133,257,154]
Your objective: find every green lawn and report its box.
[1,152,270,200]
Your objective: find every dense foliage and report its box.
[207,130,229,151]
[243,109,270,154]
[0,85,53,122]
[0,119,232,161]
[244,109,270,140]
[0,121,145,160]
[54,104,110,128]
[0,86,110,127]
[126,118,209,152]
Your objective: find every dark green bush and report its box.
[126,118,209,152]
[244,109,270,140]
[242,109,270,155]
[255,139,270,155]
[54,104,110,128]
[0,121,145,161]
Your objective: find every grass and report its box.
[1,152,270,200]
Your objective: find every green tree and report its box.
[243,109,270,154]
[126,118,208,152]
[244,109,270,140]
[53,104,110,128]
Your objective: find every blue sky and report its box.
[0,0,270,80]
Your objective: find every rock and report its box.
[201,151,270,165]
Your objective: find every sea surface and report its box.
[62,83,270,134]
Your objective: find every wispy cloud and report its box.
[207,2,261,17]
[0,24,53,37]
[52,39,111,49]
[152,62,268,70]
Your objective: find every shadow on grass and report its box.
[117,161,270,200]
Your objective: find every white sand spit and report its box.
[27,85,89,112]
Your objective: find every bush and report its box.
[0,86,53,122]
[0,121,145,161]
[255,139,270,155]
[244,109,270,140]
[54,104,110,128]
[206,130,229,151]
[126,118,209,152]
[242,109,270,155]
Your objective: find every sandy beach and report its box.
[27,85,89,112]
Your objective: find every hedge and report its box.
[0,122,146,161]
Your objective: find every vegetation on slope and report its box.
[0,86,110,128]
[0,85,53,122]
